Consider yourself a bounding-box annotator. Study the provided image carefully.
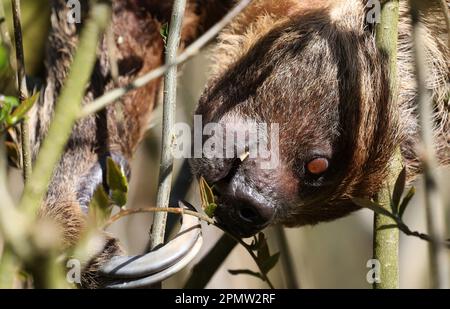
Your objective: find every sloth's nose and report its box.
[213,172,275,237]
[233,195,274,227]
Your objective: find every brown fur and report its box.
[27,0,234,288]
[190,0,449,230]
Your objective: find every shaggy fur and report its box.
[190,0,449,232]
[27,0,234,288]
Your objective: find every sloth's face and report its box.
[190,15,395,237]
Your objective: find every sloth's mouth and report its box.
[76,152,130,214]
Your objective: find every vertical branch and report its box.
[373,0,401,289]
[19,2,112,217]
[410,0,449,289]
[11,0,31,182]
[373,152,402,289]
[150,0,186,249]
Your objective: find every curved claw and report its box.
[99,213,202,288]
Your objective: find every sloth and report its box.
[26,0,235,288]
[23,0,449,288]
[189,0,450,237]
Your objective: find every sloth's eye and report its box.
[306,157,329,175]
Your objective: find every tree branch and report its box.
[11,0,31,182]
[373,0,401,289]
[150,0,187,250]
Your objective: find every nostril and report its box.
[235,200,274,227]
[238,206,259,222]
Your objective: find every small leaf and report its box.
[248,232,266,251]
[260,252,280,274]
[228,269,263,280]
[398,186,416,219]
[249,236,258,250]
[352,197,396,220]
[199,176,217,217]
[256,234,270,262]
[392,167,406,214]
[204,203,217,218]
[106,157,128,207]
[111,190,127,207]
[160,23,169,46]
[106,157,128,193]
[200,177,215,206]
[0,95,18,125]
[89,186,113,226]
[7,92,39,125]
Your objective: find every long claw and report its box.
[99,213,202,288]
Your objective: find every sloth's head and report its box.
[190,8,399,237]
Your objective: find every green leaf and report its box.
[111,189,127,207]
[89,186,113,226]
[398,186,416,219]
[106,157,128,193]
[106,157,128,207]
[199,176,217,218]
[228,269,263,280]
[0,95,19,125]
[6,92,39,126]
[204,202,217,218]
[352,197,396,220]
[160,23,169,46]
[260,252,280,274]
[10,92,39,117]
[392,167,406,214]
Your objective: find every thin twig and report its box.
[150,0,187,250]
[19,3,112,217]
[11,0,31,182]
[103,207,214,229]
[397,222,450,248]
[410,0,450,288]
[78,0,252,118]
[373,0,401,289]
[369,207,450,248]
